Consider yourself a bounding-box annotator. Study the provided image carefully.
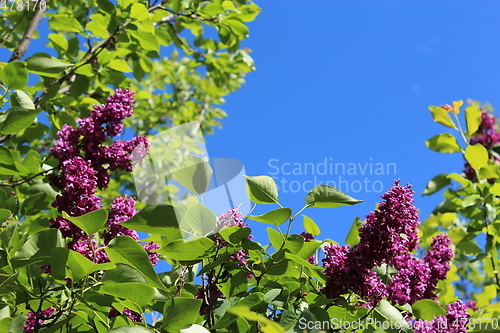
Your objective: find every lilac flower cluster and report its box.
[300,232,317,265]
[23,306,55,333]
[413,300,469,333]
[322,180,453,306]
[216,208,251,266]
[464,110,500,180]
[49,89,158,265]
[195,207,253,315]
[109,307,143,323]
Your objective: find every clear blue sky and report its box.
[4,1,500,247]
[205,1,500,243]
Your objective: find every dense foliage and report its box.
[0,1,499,332]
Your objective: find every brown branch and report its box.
[0,167,55,187]
[157,6,219,23]
[9,1,48,62]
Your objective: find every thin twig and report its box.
[0,167,55,187]
[9,1,48,62]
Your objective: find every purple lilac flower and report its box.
[51,157,100,217]
[102,197,139,245]
[413,300,469,333]
[108,307,143,322]
[322,244,387,301]
[357,180,419,269]
[322,181,454,305]
[387,257,431,305]
[143,241,160,265]
[464,110,500,180]
[217,208,246,228]
[23,306,55,333]
[300,232,317,265]
[422,234,453,298]
[464,299,478,311]
[48,89,154,264]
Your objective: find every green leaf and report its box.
[302,215,320,236]
[129,31,159,52]
[130,3,150,20]
[374,300,411,331]
[86,18,109,39]
[26,53,72,77]
[244,175,279,204]
[12,229,64,267]
[224,18,249,39]
[162,298,202,333]
[428,106,456,128]
[465,103,482,136]
[50,248,115,281]
[63,209,108,236]
[0,209,11,224]
[105,236,167,290]
[49,14,84,33]
[412,299,446,320]
[180,324,211,333]
[305,185,362,208]
[48,33,68,53]
[423,173,451,195]
[447,173,471,187]
[227,306,285,333]
[184,203,217,236]
[345,216,362,246]
[22,192,52,215]
[120,204,180,235]
[108,327,154,333]
[456,239,482,255]
[218,225,251,245]
[425,133,462,153]
[107,59,133,73]
[465,144,489,172]
[158,237,215,261]
[97,283,155,307]
[248,208,291,226]
[73,63,94,76]
[102,263,147,284]
[0,61,28,89]
[0,108,41,135]
[171,157,213,194]
[267,227,284,251]
[10,90,34,109]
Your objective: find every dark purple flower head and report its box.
[387,257,431,305]
[424,234,453,282]
[465,110,500,180]
[143,241,160,265]
[358,180,419,268]
[300,232,317,264]
[322,181,452,305]
[102,197,139,244]
[413,300,469,333]
[465,299,478,311]
[80,88,135,139]
[300,232,314,242]
[51,157,101,216]
[23,306,55,333]
[108,307,143,322]
[51,125,80,162]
